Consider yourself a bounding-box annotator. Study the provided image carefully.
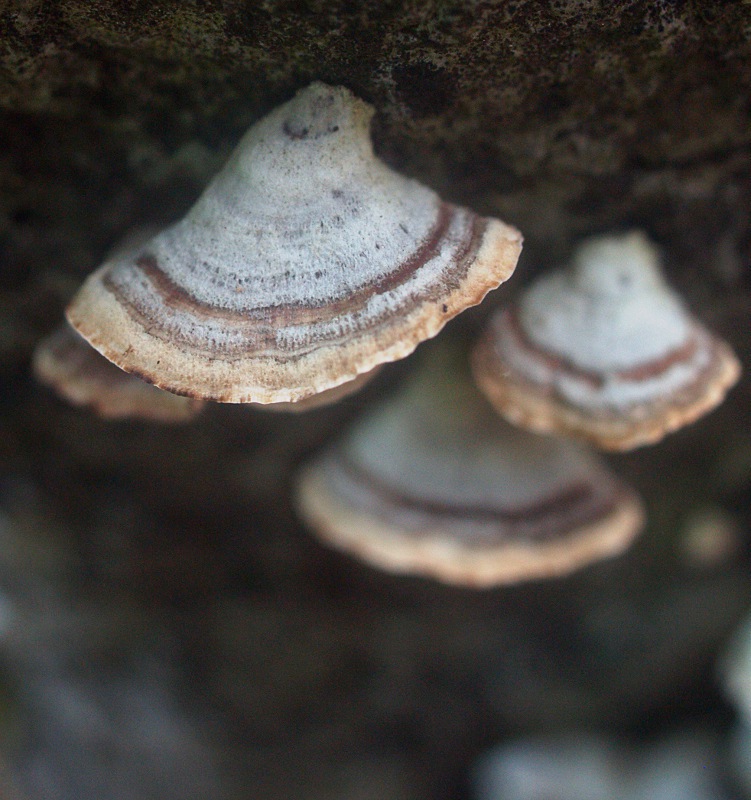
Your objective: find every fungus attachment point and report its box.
[33,323,204,422]
[472,231,741,451]
[66,82,522,405]
[296,346,643,587]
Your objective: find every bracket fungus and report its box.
[33,323,204,422]
[66,82,522,406]
[256,366,382,413]
[472,231,741,451]
[295,347,644,587]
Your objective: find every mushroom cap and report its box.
[296,350,643,587]
[33,323,204,422]
[472,232,741,450]
[255,366,382,413]
[66,82,522,404]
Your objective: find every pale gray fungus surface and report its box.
[473,232,740,450]
[67,83,522,405]
[297,346,643,587]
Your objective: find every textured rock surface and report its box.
[0,2,750,799]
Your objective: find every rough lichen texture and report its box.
[1,3,750,799]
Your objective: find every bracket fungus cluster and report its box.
[65,82,522,407]
[472,232,741,451]
[296,347,644,587]
[35,82,740,589]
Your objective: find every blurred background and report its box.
[0,1,750,797]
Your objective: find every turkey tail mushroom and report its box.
[296,345,643,587]
[67,82,522,407]
[472,231,740,451]
[33,323,204,422]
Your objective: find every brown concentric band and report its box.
[334,454,623,544]
[102,202,488,356]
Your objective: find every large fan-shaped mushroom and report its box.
[67,83,522,406]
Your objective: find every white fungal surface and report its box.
[492,310,714,412]
[67,82,522,403]
[520,232,691,371]
[472,229,740,450]
[342,365,605,512]
[296,348,643,586]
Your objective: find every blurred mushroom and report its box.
[295,345,643,587]
[472,231,740,450]
[717,612,751,796]
[472,731,726,800]
[33,323,204,422]
[719,612,751,728]
[66,82,522,406]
